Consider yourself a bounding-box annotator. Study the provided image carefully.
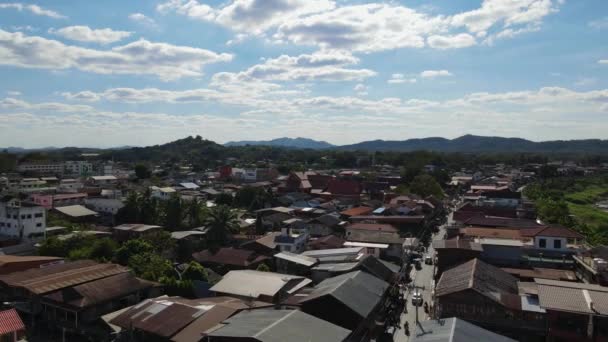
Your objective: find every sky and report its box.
[0,0,607,148]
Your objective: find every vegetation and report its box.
[205,205,239,249]
[524,175,608,245]
[409,174,445,199]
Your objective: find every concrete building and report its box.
[17,162,64,175]
[0,198,46,241]
[64,160,93,176]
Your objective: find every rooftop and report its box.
[0,308,25,336]
[536,278,608,316]
[55,205,98,218]
[412,317,516,342]
[210,270,311,299]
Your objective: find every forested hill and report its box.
[225,137,334,149]
[337,135,608,153]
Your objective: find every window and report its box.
[36,223,42,227]
[554,239,562,249]
[539,238,547,248]
[34,213,43,218]
[27,214,32,219]
[6,223,10,228]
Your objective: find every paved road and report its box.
[393,211,452,342]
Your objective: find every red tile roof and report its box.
[520,226,584,239]
[0,309,25,335]
[327,179,362,195]
[460,227,524,240]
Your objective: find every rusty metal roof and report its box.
[43,272,157,309]
[0,309,25,335]
[0,260,130,295]
[436,259,520,310]
[537,279,608,316]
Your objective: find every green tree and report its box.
[143,230,176,255]
[164,194,183,230]
[537,198,574,226]
[256,263,271,272]
[182,261,209,282]
[135,164,151,179]
[140,188,159,225]
[409,174,444,199]
[187,198,205,228]
[214,193,233,206]
[114,239,154,265]
[129,253,172,281]
[116,191,140,223]
[38,237,66,257]
[89,238,118,261]
[205,205,239,248]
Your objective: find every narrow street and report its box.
[393,211,452,342]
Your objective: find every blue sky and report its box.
[0,0,607,148]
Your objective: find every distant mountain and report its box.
[225,137,335,149]
[337,135,608,153]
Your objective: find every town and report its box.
[1,138,608,342]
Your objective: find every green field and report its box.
[564,183,608,245]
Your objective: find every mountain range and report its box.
[225,137,335,149]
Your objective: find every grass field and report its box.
[563,182,608,245]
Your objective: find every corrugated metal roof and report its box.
[0,260,129,294]
[537,279,608,315]
[210,270,310,299]
[436,259,520,310]
[274,252,318,267]
[208,309,351,342]
[412,317,516,342]
[299,271,388,318]
[43,272,157,309]
[0,309,25,335]
[432,239,483,251]
[55,205,98,218]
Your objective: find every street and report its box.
[393,211,452,342]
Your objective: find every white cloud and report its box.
[354,83,368,96]
[0,97,93,112]
[0,30,233,81]
[212,50,376,82]
[574,77,597,87]
[6,90,20,96]
[599,60,608,65]
[427,33,476,49]
[589,17,608,30]
[387,73,417,84]
[0,3,65,19]
[159,0,560,53]
[50,26,132,44]
[129,13,158,28]
[420,70,452,78]
[157,0,334,35]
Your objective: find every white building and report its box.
[150,186,177,200]
[0,198,46,241]
[84,198,125,215]
[57,179,84,193]
[8,178,56,193]
[274,226,309,253]
[64,160,93,176]
[88,175,118,186]
[17,163,64,174]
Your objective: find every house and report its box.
[0,198,46,241]
[308,235,346,250]
[0,255,63,275]
[112,224,163,241]
[536,279,608,341]
[31,192,88,209]
[324,179,362,200]
[84,198,124,216]
[192,247,270,274]
[0,309,25,341]
[109,296,272,342]
[435,259,546,339]
[150,186,177,200]
[274,251,318,276]
[54,205,98,222]
[179,182,200,190]
[298,270,388,331]
[40,272,160,338]
[240,232,281,256]
[309,254,396,283]
[170,230,206,241]
[520,226,584,254]
[340,206,373,219]
[411,317,516,342]
[206,309,351,342]
[274,226,309,253]
[344,223,403,260]
[209,270,311,303]
[57,179,84,193]
[282,172,316,193]
[0,260,131,316]
[88,175,118,186]
[307,213,343,236]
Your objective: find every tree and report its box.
[140,188,159,225]
[116,191,140,223]
[205,205,239,248]
[164,194,183,230]
[256,263,270,272]
[214,193,234,206]
[143,231,176,255]
[537,198,574,227]
[135,164,151,179]
[89,238,118,261]
[129,253,172,281]
[409,174,444,199]
[114,239,154,265]
[38,237,66,257]
[182,261,209,282]
[187,198,205,228]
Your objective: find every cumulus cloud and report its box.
[0,30,233,80]
[387,73,417,84]
[0,2,65,19]
[354,83,368,96]
[599,60,608,65]
[420,70,452,78]
[159,0,561,52]
[50,26,132,44]
[212,50,376,82]
[129,13,158,28]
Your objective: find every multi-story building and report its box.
[274,226,309,253]
[56,179,84,193]
[16,163,64,175]
[64,161,93,176]
[0,198,46,241]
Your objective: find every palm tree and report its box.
[205,205,239,248]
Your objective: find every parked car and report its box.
[424,256,433,265]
